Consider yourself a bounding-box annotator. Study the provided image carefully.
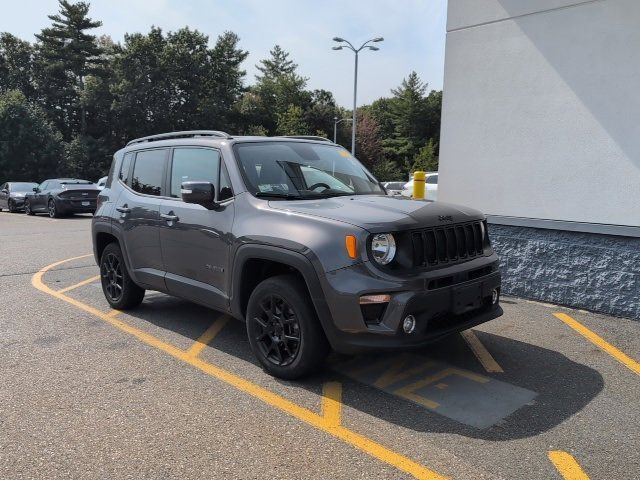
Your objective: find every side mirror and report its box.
[1,189,8,194]
[33,187,39,192]
[181,181,216,208]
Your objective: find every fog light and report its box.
[491,288,499,305]
[402,315,416,334]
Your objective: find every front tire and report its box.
[246,275,329,379]
[24,200,34,215]
[99,242,145,310]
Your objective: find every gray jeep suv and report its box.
[92,131,502,379]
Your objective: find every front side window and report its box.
[234,142,384,199]
[39,182,49,191]
[427,175,438,185]
[170,148,220,199]
[131,149,165,196]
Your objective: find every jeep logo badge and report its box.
[438,215,453,222]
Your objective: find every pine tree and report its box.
[255,45,297,80]
[35,0,104,138]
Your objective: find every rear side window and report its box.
[119,152,133,184]
[170,148,220,198]
[131,149,165,196]
[427,175,438,185]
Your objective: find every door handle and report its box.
[116,206,131,214]
[160,213,179,223]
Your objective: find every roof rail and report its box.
[277,135,333,143]
[126,130,232,146]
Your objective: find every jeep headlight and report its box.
[371,233,396,265]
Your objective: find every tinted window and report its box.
[234,142,384,198]
[11,182,38,192]
[427,175,438,185]
[170,148,220,199]
[131,149,165,196]
[0,183,6,191]
[119,152,133,184]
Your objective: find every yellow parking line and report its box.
[32,257,448,480]
[548,451,590,479]
[185,316,230,357]
[553,312,640,376]
[57,275,100,294]
[321,382,342,428]
[107,309,122,317]
[460,330,504,373]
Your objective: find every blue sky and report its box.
[0,0,448,107]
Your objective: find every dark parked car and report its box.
[92,131,502,379]
[0,182,39,212]
[25,178,99,218]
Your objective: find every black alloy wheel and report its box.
[48,199,58,218]
[246,275,329,379]
[252,293,302,367]
[101,251,124,303]
[99,243,145,310]
[24,200,34,215]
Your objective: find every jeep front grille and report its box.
[411,221,486,268]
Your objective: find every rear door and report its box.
[159,146,235,310]
[113,148,168,290]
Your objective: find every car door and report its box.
[159,146,235,310]
[0,183,7,209]
[33,181,49,211]
[113,148,168,290]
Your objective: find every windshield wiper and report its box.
[255,191,305,199]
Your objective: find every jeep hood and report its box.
[268,195,485,231]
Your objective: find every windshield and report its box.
[234,141,384,199]
[11,182,38,192]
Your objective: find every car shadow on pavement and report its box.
[123,295,604,441]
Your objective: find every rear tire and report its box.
[48,199,60,218]
[246,274,329,379]
[99,242,145,310]
[24,200,34,215]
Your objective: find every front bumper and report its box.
[317,255,503,354]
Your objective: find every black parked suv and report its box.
[92,131,502,379]
[25,179,99,217]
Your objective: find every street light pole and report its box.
[332,36,383,156]
[333,116,352,144]
[351,50,358,156]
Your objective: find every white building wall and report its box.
[439,0,640,230]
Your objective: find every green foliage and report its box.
[0,2,442,183]
[0,90,62,183]
[277,104,309,135]
[412,139,438,172]
[373,158,403,182]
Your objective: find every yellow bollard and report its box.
[412,171,426,199]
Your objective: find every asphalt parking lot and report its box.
[1,212,639,479]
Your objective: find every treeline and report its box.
[0,0,441,183]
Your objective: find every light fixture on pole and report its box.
[332,36,384,156]
[333,116,353,144]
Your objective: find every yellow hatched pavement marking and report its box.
[32,256,448,480]
[321,382,342,428]
[57,275,100,294]
[461,330,504,373]
[186,315,230,357]
[548,451,590,479]
[553,312,640,376]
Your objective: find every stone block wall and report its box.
[489,224,640,320]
